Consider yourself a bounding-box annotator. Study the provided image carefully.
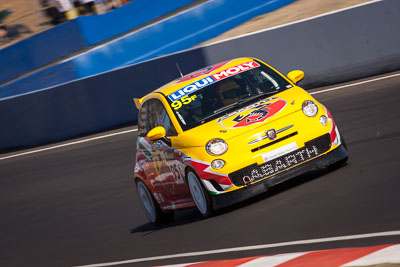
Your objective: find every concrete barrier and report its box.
[1,0,400,152]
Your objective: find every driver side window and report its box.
[139,99,177,137]
[138,101,150,137]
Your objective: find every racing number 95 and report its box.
[171,95,197,110]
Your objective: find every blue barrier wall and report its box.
[0,49,207,151]
[0,0,196,85]
[74,0,297,77]
[73,0,294,77]
[0,61,77,99]
[76,0,197,45]
[0,21,86,85]
[0,0,296,99]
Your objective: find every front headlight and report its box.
[206,139,228,156]
[302,100,318,117]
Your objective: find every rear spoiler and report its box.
[133,98,142,109]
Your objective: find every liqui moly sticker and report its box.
[168,61,260,101]
[211,61,260,81]
[168,77,215,101]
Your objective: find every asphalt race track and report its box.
[1,71,400,267]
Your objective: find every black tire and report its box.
[136,180,174,225]
[187,170,213,217]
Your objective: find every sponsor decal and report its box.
[168,61,260,101]
[217,98,276,122]
[171,95,197,110]
[176,60,231,84]
[217,98,287,129]
[136,137,186,190]
[211,61,260,81]
[168,77,215,101]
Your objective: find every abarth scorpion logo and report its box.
[230,99,287,128]
[232,104,271,127]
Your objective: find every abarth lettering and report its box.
[242,145,321,185]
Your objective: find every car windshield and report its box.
[166,60,292,131]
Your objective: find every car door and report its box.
[136,101,158,189]
[139,98,191,206]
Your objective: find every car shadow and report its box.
[216,161,349,215]
[130,208,204,235]
[131,162,348,234]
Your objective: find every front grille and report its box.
[251,132,298,153]
[229,134,331,187]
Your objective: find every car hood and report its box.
[178,87,313,147]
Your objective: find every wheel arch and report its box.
[183,163,202,184]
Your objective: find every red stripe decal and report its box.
[275,244,392,267]
[190,160,232,185]
[326,108,337,143]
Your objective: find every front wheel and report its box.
[136,180,174,225]
[187,170,213,217]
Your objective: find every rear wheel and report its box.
[187,170,213,217]
[136,180,174,225]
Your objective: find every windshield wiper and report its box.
[199,90,279,123]
[240,90,279,104]
[212,101,241,114]
[197,101,241,123]
[213,90,279,115]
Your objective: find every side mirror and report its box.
[287,70,304,84]
[147,126,166,141]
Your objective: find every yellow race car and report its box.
[134,57,348,224]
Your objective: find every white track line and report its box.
[310,72,400,95]
[204,0,382,47]
[2,71,400,161]
[75,230,400,267]
[0,129,137,161]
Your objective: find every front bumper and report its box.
[211,144,348,210]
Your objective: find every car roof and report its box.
[153,57,254,96]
